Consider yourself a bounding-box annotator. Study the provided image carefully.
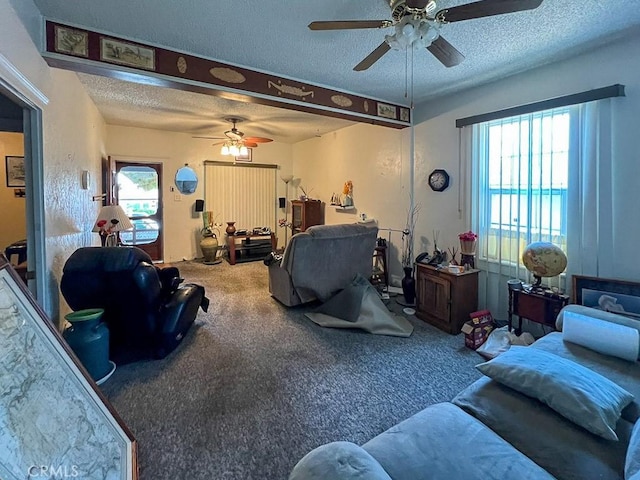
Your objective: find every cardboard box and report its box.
[461,309,494,350]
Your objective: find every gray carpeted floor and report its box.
[101,260,483,480]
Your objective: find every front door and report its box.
[115,161,163,261]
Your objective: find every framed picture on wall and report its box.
[5,156,25,187]
[572,275,640,319]
[235,148,252,163]
[0,256,138,479]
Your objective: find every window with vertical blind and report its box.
[204,162,277,232]
[475,107,571,266]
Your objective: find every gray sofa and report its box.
[290,305,640,480]
[268,223,378,307]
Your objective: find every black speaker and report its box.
[195,199,205,212]
[278,197,286,209]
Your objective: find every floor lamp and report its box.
[280,174,294,246]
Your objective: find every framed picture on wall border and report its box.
[0,255,138,479]
[5,156,25,187]
[572,274,640,319]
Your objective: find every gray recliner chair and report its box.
[267,223,378,306]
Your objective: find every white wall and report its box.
[293,122,412,285]
[106,125,293,261]
[412,29,640,316]
[0,0,107,323]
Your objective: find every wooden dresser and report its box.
[415,263,479,334]
[291,200,323,235]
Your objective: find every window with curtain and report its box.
[476,107,571,268]
[469,96,615,318]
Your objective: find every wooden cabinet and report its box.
[416,264,479,334]
[508,288,569,334]
[291,200,323,235]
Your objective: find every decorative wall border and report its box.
[43,21,411,129]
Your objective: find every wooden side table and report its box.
[508,287,569,334]
[226,233,276,265]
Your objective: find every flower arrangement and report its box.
[458,231,478,242]
[459,230,478,256]
[342,180,353,196]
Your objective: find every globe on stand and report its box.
[522,242,567,289]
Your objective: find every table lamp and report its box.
[92,205,134,246]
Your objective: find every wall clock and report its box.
[428,169,450,192]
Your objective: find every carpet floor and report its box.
[101,260,483,480]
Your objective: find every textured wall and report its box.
[0,132,26,252]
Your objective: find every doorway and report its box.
[115,161,163,261]
[0,81,46,306]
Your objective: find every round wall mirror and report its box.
[175,165,198,194]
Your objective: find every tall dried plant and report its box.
[402,203,421,268]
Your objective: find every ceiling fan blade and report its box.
[436,0,543,23]
[405,0,431,9]
[427,36,465,67]
[354,42,391,71]
[243,141,259,148]
[193,135,226,140]
[244,136,273,144]
[308,20,389,31]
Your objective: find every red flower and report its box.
[458,231,478,241]
[96,219,107,228]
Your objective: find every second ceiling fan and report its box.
[194,117,273,156]
[308,0,543,71]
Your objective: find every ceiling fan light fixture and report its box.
[221,145,230,156]
[239,145,248,156]
[385,17,438,51]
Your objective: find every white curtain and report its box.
[566,99,614,280]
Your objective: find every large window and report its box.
[476,107,571,265]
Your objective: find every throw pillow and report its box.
[289,441,392,480]
[563,310,640,362]
[476,346,634,441]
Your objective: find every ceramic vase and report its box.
[226,222,236,235]
[63,308,111,381]
[200,234,220,264]
[401,266,416,305]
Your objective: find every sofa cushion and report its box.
[626,420,640,480]
[531,332,640,423]
[453,376,633,480]
[362,402,554,480]
[476,346,633,441]
[289,441,392,480]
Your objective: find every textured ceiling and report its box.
[31,0,640,142]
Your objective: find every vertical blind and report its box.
[204,163,277,232]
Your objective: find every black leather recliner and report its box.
[61,246,209,364]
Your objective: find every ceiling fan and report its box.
[308,0,543,71]
[194,117,273,155]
